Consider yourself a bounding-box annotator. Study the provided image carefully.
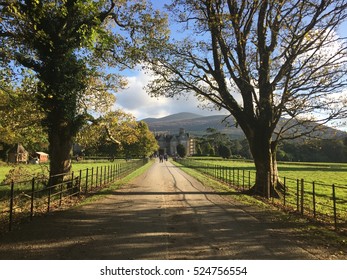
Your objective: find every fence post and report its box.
[237,169,240,187]
[85,168,89,193]
[283,177,286,206]
[96,167,99,187]
[47,187,51,213]
[233,167,235,186]
[242,170,245,191]
[100,166,103,186]
[301,179,304,215]
[79,169,82,193]
[223,165,226,182]
[266,172,271,199]
[296,179,300,211]
[30,177,35,220]
[91,167,94,188]
[9,180,14,231]
[332,184,337,230]
[59,183,63,207]
[312,181,316,218]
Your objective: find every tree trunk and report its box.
[48,128,73,187]
[247,131,280,198]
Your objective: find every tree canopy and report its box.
[145,0,347,197]
[76,110,158,158]
[1,0,167,183]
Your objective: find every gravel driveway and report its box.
[0,160,345,259]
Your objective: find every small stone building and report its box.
[8,143,29,163]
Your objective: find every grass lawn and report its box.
[0,160,128,184]
[192,157,347,187]
[0,165,12,183]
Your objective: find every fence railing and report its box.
[176,158,347,230]
[0,159,148,232]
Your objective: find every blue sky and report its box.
[114,1,347,131]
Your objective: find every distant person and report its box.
[159,155,164,163]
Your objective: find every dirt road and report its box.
[0,160,343,259]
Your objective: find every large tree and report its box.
[145,0,347,198]
[1,0,166,184]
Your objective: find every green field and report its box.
[0,160,126,184]
[191,157,347,187]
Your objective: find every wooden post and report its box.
[301,179,304,215]
[91,167,94,188]
[30,178,35,220]
[296,179,300,212]
[283,177,286,206]
[85,168,89,193]
[96,167,99,187]
[47,187,51,213]
[233,167,235,185]
[312,182,316,218]
[70,171,74,196]
[332,184,337,230]
[9,180,14,231]
[59,183,63,207]
[223,166,226,183]
[79,169,82,193]
[100,166,103,186]
[242,170,245,191]
[237,169,240,187]
[266,172,271,199]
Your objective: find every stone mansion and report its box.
[155,128,195,156]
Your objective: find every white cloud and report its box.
[114,69,223,120]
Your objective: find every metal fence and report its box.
[177,158,347,231]
[0,159,148,232]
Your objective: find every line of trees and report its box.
[194,128,347,163]
[277,138,347,163]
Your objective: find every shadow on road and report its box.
[0,189,320,260]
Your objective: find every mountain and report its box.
[153,112,203,122]
[142,112,245,138]
[142,112,347,140]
